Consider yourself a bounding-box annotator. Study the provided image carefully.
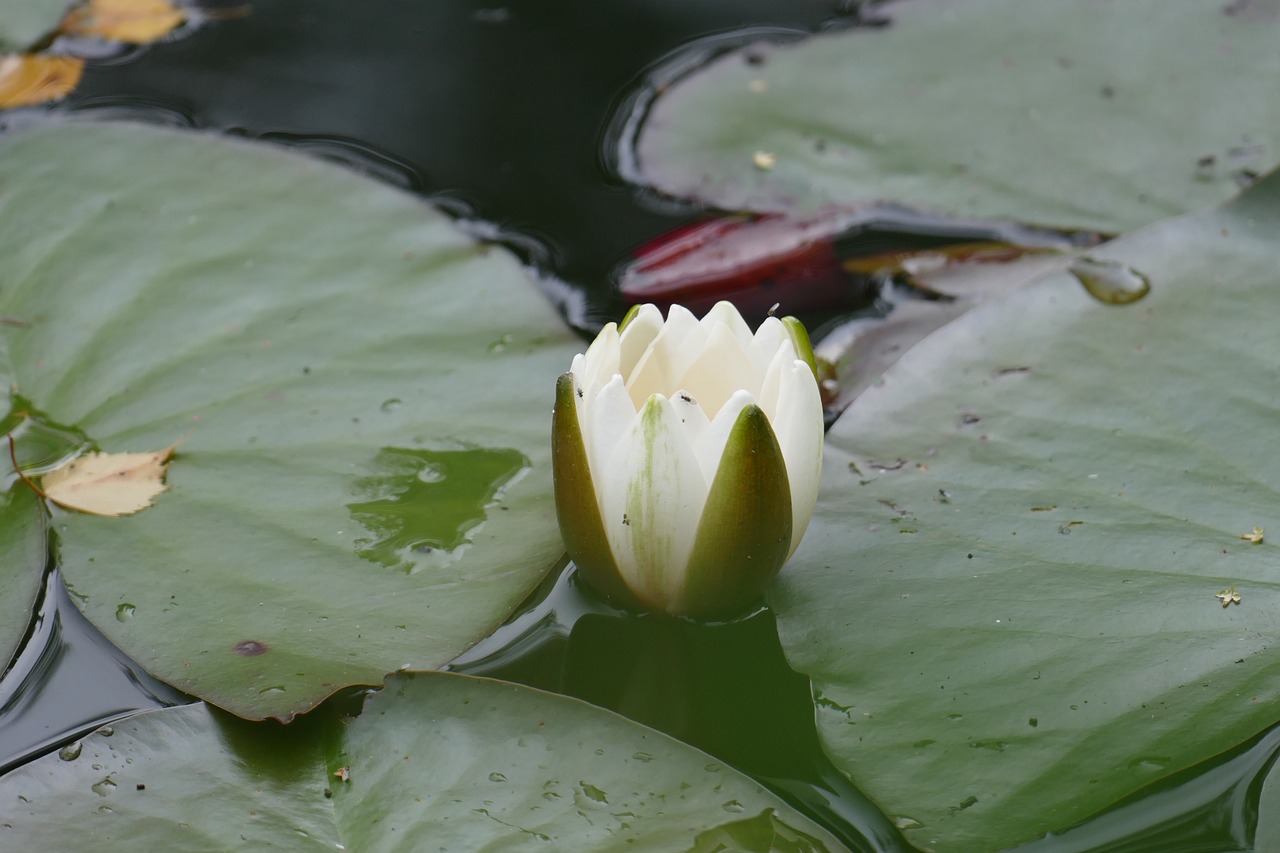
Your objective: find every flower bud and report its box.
[552,302,823,619]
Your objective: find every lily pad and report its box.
[0,485,45,668]
[1,0,68,51]
[633,0,1280,233]
[0,673,847,851]
[0,120,580,720]
[769,169,1280,848]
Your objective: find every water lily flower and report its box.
[552,301,824,620]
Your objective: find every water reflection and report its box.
[449,563,910,853]
[0,571,191,774]
[1010,723,1280,852]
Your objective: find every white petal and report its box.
[756,342,794,423]
[692,389,757,485]
[700,301,755,351]
[751,316,792,374]
[674,322,760,416]
[770,361,825,558]
[625,304,707,406]
[599,394,711,610]
[586,375,638,492]
[661,303,702,344]
[618,304,664,378]
[580,323,621,393]
[671,387,711,449]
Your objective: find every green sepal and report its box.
[551,373,644,611]
[781,316,819,382]
[617,304,643,333]
[675,404,792,620]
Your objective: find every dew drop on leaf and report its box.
[1067,257,1151,304]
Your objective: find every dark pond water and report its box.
[2,2,1277,850]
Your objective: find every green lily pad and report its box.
[0,484,45,668]
[0,673,847,851]
[634,0,1280,233]
[0,120,580,720]
[769,168,1280,849]
[1,0,67,51]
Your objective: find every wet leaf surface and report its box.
[0,121,580,720]
[0,673,846,851]
[770,169,1280,849]
[635,0,1280,234]
[0,485,46,669]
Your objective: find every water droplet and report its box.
[98,727,113,737]
[1068,257,1151,305]
[92,777,117,797]
[631,752,654,763]
[947,713,964,720]
[96,805,114,814]
[722,799,744,813]
[115,603,136,622]
[704,762,722,773]
[488,334,515,353]
[1129,756,1170,771]
[542,791,562,801]
[258,686,286,695]
[416,463,446,484]
[577,781,608,805]
[59,741,83,761]
[488,772,507,783]
[379,398,402,413]
[893,815,924,830]
[968,739,1009,752]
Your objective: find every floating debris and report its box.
[1240,526,1264,544]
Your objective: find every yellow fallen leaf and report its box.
[60,0,186,44]
[0,53,84,108]
[41,447,174,517]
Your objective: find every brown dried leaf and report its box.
[60,0,186,44]
[42,447,174,517]
[0,53,84,108]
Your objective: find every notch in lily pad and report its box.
[8,433,175,517]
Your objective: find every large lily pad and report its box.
[634,0,1280,234]
[0,485,45,668]
[0,120,579,720]
[0,673,847,850]
[769,168,1280,848]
